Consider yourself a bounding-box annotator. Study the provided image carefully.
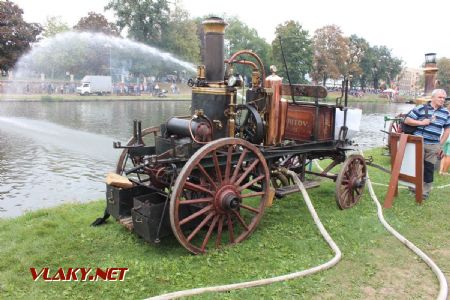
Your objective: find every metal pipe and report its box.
[228,92,236,137]
[343,77,349,139]
[225,59,258,71]
[137,120,142,144]
[133,119,137,140]
[227,50,266,85]
[277,98,288,143]
[278,36,295,103]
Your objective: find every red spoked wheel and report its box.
[387,115,403,152]
[335,154,367,209]
[116,127,159,175]
[170,137,270,254]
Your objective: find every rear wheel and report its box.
[116,127,159,175]
[335,154,366,209]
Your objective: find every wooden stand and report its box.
[384,133,424,208]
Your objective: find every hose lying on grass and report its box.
[146,169,342,300]
[315,152,448,300]
[146,153,448,300]
[361,160,448,300]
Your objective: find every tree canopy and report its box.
[3,1,406,91]
[359,45,403,89]
[105,0,170,46]
[74,12,120,36]
[0,0,41,72]
[271,21,312,84]
[42,16,70,38]
[437,57,450,93]
[161,1,200,64]
[225,17,273,79]
[311,25,348,85]
[347,35,369,79]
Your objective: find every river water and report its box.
[0,100,414,218]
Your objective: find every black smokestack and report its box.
[202,17,227,82]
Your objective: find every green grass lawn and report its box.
[0,148,449,299]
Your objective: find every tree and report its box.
[0,0,41,72]
[225,17,272,80]
[388,57,403,88]
[42,16,70,38]
[74,12,119,36]
[271,20,312,84]
[358,46,375,89]
[437,57,450,93]
[161,1,200,64]
[105,0,169,46]
[346,35,369,87]
[311,25,348,86]
[360,45,403,89]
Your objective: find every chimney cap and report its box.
[425,53,437,64]
[202,17,227,26]
[202,17,227,34]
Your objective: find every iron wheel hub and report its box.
[215,185,241,212]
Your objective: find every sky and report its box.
[12,0,450,68]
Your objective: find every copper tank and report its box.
[264,71,283,145]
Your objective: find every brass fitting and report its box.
[197,65,206,80]
[213,120,223,129]
[194,109,204,117]
[251,71,260,87]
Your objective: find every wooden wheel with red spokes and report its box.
[335,154,367,209]
[169,138,270,254]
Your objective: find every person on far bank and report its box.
[404,89,450,198]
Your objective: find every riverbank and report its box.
[1,148,449,299]
[0,91,411,103]
[0,93,192,101]
[326,91,411,104]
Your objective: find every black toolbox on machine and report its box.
[131,192,171,243]
[106,184,155,220]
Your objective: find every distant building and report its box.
[397,67,421,96]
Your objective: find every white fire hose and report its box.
[363,165,448,299]
[146,153,448,300]
[146,169,342,300]
[315,152,448,300]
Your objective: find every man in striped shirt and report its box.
[405,89,450,198]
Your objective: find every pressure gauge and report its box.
[228,74,243,87]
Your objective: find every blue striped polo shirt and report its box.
[407,103,450,144]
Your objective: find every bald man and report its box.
[405,88,450,198]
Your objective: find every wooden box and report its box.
[284,104,335,141]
